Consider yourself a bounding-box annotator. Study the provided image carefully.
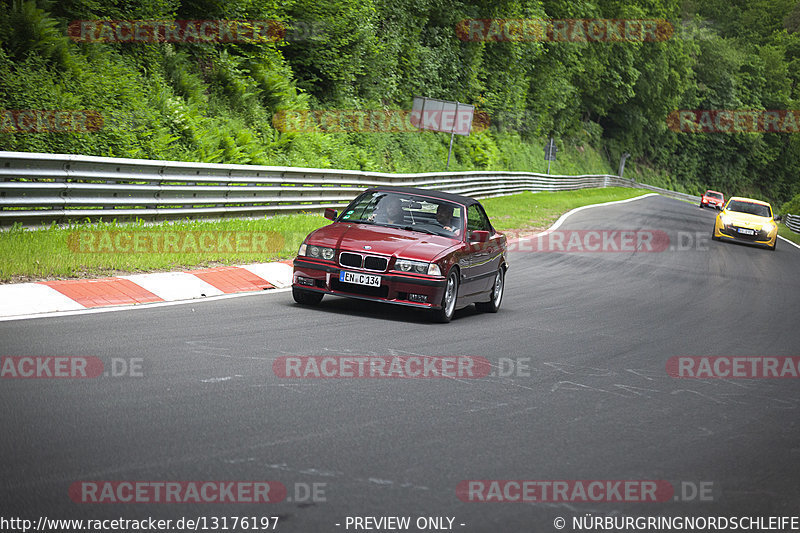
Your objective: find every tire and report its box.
[292,287,323,305]
[699,203,703,208]
[432,269,459,323]
[475,267,504,313]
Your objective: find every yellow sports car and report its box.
[712,196,778,250]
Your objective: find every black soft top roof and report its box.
[362,186,481,207]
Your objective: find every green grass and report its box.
[0,187,650,282]
[778,223,800,246]
[0,214,324,282]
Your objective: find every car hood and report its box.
[306,222,460,261]
[719,211,773,229]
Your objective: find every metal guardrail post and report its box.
[785,213,800,233]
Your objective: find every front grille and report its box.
[339,252,362,268]
[338,252,388,272]
[364,256,388,271]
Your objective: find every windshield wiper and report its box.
[399,225,440,236]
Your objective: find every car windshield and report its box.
[707,192,723,199]
[340,191,463,238]
[727,200,771,217]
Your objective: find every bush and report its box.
[780,193,800,216]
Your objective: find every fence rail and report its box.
[1,151,696,226]
[628,182,700,204]
[786,214,800,233]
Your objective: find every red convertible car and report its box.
[292,187,508,322]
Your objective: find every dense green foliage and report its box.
[782,192,800,215]
[1,0,799,204]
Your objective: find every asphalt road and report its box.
[1,194,799,532]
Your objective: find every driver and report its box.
[379,195,405,224]
[435,204,461,236]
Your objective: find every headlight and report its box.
[720,215,731,226]
[395,259,429,275]
[299,243,335,260]
[762,222,777,233]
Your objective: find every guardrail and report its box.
[0,151,705,226]
[628,183,700,204]
[785,214,800,233]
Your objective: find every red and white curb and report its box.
[0,262,293,320]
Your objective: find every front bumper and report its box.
[293,258,448,309]
[715,224,777,247]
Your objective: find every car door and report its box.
[462,204,502,296]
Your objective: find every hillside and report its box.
[1,0,799,203]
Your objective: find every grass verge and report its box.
[778,223,800,246]
[0,215,322,283]
[0,187,650,282]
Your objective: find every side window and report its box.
[467,205,492,232]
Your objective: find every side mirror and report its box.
[324,208,337,221]
[774,214,782,222]
[470,230,490,243]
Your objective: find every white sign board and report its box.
[410,97,475,136]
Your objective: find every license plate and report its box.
[737,228,755,235]
[339,271,381,287]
